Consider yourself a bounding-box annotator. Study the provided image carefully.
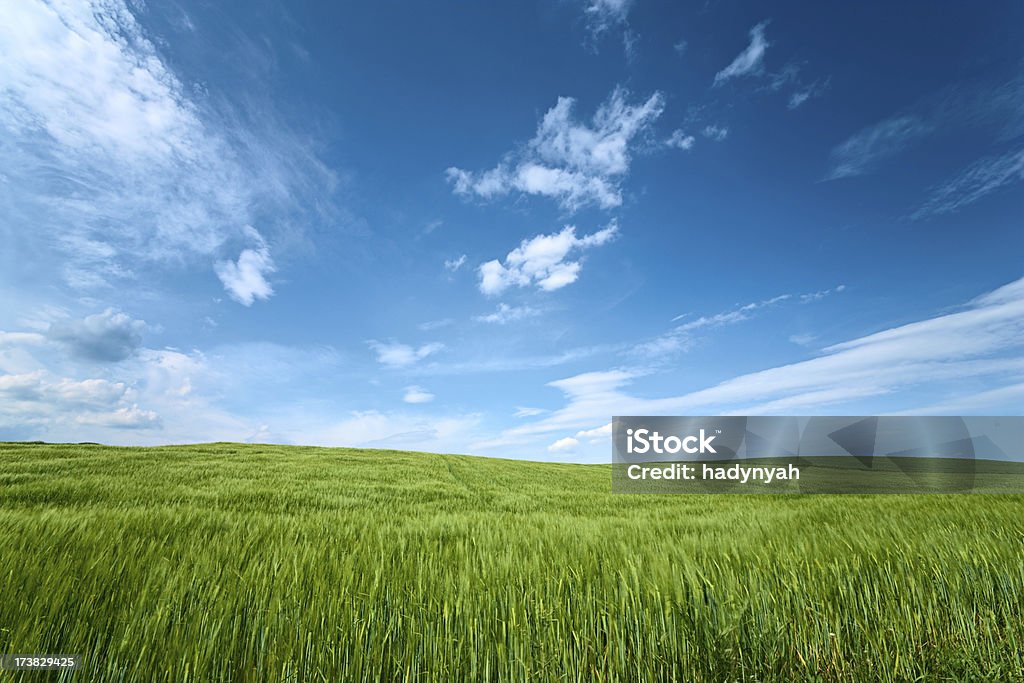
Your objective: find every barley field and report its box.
[1,442,1022,682]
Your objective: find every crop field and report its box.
[1,442,1022,682]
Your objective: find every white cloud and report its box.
[48,309,145,362]
[514,406,547,417]
[714,21,770,85]
[913,147,1024,218]
[788,91,810,109]
[444,254,467,272]
[636,293,795,359]
[447,87,664,211]
[498,275,1024,443]
[702,125,729,142]
[75,404,161,429]
[584,0,632,31]
[799,284,846,303]
[576,422,612,441]
[478,222,618,296]
[547,436,579,453]
[666,130,695,150]
[580,0,635,55]
[214,227,275,306]
[283,409,482,453]
[475,303,540,324]
[369,341,445,368]
[0,1,338,297]
[418,318,455,331]
[825,116,933,180]
[402,386,435,404]
[788,333,817,347]
[0,369,162,430]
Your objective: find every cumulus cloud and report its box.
[214,228,275,306]
[48,309,146,362]
[478,223,618,296]
[0,369,160,430]
[447,87,664,211]
[369,341,445,368]
[402,385,435,404]
[475,304,540,324]
[714,21,770,85]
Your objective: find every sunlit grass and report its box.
[1,442,1022,681]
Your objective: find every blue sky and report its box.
[1,0,1022,461]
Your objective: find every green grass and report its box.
[1,442,1022,682]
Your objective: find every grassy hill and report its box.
[1,442,1022,681]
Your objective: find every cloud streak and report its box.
[914,148,1024,218]
[498,276,1024,447]
[714,21,770,85]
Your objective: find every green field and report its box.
[1,442,1022,682]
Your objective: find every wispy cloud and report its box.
[478,223,618,296]
[499,275,1024,444]
[788,333,818,347]
[799,284,846,303]
[475,304,540,325]
[547,436,579,453]
[402,385,435,404]
[368,341,445,368]
[583,0,632,34]
[579,0,636,57]
[514,406,547,418]
[714,21,770,86]
[666,130,696,151]
[576,422,611,441]
[913,148,1024,218]
[447,87,664,211]
[633,290,832,359]
[702,125,729,142]
[825,116,933,180]
[418,318,455,332]
[823,74,1024,184]
[0,0,340,300]
[444,254,468,272]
